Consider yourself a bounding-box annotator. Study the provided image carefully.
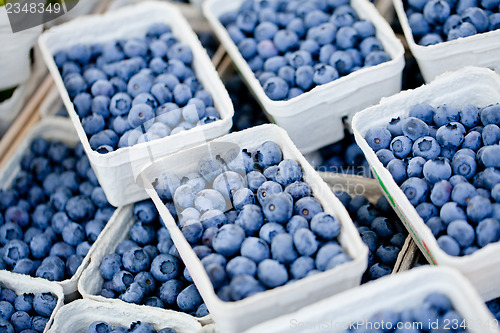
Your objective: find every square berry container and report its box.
[46,298,206,333]
[0,270,64,333]
[138,124,368,333]
[38,1,234,207]
[203,0,405,154]
[78,204,213,327]
[243,266,499,333]
[0,118,119,299]
[319,172,415,276]
[393,0,500,83]
[352,66,500,301]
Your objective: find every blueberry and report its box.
[307,23,337,45]
[100,254,123,282]
[256,259,289,289]
[365,127,392,151]
[120,282,146,304]
[262,193,293,224]
[194,189,226,213]
[401,177,428,206]
[259,222,286,244]
[122,247,150,274]
[88,321,111,333]
[271,233,298,264]
[294,65,314,91]
[235,204,264,235]
[466,195,493,223]
[3,240,30,266]
[423,0,451,24]
[127,73,153,98]
[33,292,57,317]
[177,284,202,312]
[387,159,408,184]
[0,301,14,320]
[199,210,226,230]
[212,224,245,257]
[10,311,32,332]
[437,235,461,256]
[315,243,344,271]
[229,275,265,301]
[294,196,323,221]
[423,158,452,183]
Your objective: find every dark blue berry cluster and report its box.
[0,286,57,332]
[87,320,177,333]
[54,23,221,154]
[220,0,391,100]
[0,137,113,281]
[98,201,208,318]
[334,192,407,282]
[365,102,500,256]
[346,292,468,332]
[404,0,500,45]
[154,140,352,302]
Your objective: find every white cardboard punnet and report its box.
[352,66,500,301]
[242,266,500,333]
[47,299,203,333]
[0,270,64,333]
[0,119,119,299]
[203,0,405,154]
[78,205,213,327]
[393,0,500,83]
[139,124,369,333]
[39,1,234,207]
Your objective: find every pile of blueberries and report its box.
[0,286,58,332]
[154,140,352,302]
[0,137,114,281]
[365,102,500,256]
[404,0,500,45]
[486,297,500,321]
[98,201,208,318]
[316,129,372,177]
[88,321,177,333]
[219,0,391,100]
[334,191,407,282]
[54,22,221,154]
[346,292,468,332]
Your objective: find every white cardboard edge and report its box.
[242,266,500,333]
[392,0,500,83]
[38,1,234,207]
[0,118,120,297]
[318,172,414,274]
[0,270,64,333]
[203,0,405,153]
[352,66,500,301]
[47,298,203,333]
[139,123,369,333]
[38,85,66,119]
[78,205,212,328]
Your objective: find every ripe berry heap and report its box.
[220,0,391,100]
[334,191,407,282]
[98,201,208,318]
[54,22,221,154]
[346,292,469,332]
[365,102,500,256]
[154,140,352,302]
[404,0,500,45]
[486,297,500,321]
[0,286,58,332]
[0,138,114,281]
[87,320,178,333]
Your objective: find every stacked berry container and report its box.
[0,270,64,333]
[38,1,234,207]
[242,266,499,333]
[47,299,204,333]
[138,124,368,333]
[353,66,500,301]
[393,0,500,82]
[0,119,119,298]
[78,204,212,326]
[203,0,405,153]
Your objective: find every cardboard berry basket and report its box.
[0,270,64,333]
[0,118,120,299]
[242,266,500,333]
[319,172,417,275]
[78,204,213,327]
[393,0,500,83]
[47,298,206,333]
[203,0,405,154]
[38,1,234,207]
[352,66,500,301]
[138,124,368,333]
